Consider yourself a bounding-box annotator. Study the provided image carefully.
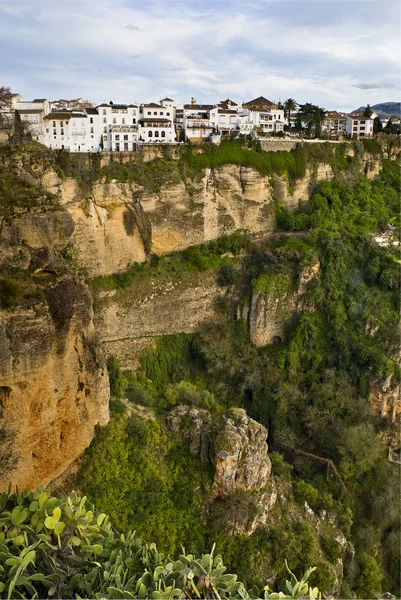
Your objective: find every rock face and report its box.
[0,156,109,491]
[167,406,275,535]
[167,406,272,498]
[95,268,226,369]
[240,261,320,347]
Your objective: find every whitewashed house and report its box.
[322,111,347,139]
[139,102,175,143]
[97,103,139,151]
[346,113,374,138]
[14,99,51,142]
[241,96,285,134]
[43,111,97,151]
[183,102,215,141]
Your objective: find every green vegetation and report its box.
[81,161,401,596]
[89,231,250,298]
[0,486,321,599]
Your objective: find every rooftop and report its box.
[160,97,174,102]
[142,102,163,108]
[243,96,277,108]
[183,104,214,110]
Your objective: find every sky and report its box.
[0,0,400,112]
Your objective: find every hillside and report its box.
[352,102,401,117]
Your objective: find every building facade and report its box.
[346,113,374,138]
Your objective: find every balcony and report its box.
[186,119,214,129]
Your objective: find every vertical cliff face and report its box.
[0,151,109,491]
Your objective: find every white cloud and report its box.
[0,0,399,111]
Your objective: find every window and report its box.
[113,118,116,124]
[268,116,273,121]
[90,118,93,123]
[160,112,163,115]
[132,118,136,124]
[124,134,128,140]
[154,111,157,115]
[360,120,365,124]
[90,127,94,133]
[155,130,159,137]
[124,143,128,151]
[116,143,120,151]
[161,131,166,138]
[115,135,120,140]
[103,134,107,140]
[103,109,106,115]
[353,126,358,131]
[148,131,153,137]
[103,118,106,123]
[61,129,64,135]
[60,121,63,127]
[166,112,170,116]
[147,111,151,115]
[46,128,49,133]
[53,129,57,135]
[360,126,365,130]
[104,127,107,133]
[122,118,125,124]
[53,121,56,127]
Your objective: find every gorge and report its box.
[0,138,399,598]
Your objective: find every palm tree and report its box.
[284,98,298,128]
[297,103,326,138]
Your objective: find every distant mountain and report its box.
[352,102,401,118]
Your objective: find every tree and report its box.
[373,116,382,133]
[284,98,298,128]
[363,104,373,118]
[0,85,12,111]
[0,109,31,146]
[296,103,326,137]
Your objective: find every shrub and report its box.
[0,278,18,309]
[320,535,342,562]
[217,264,240,286]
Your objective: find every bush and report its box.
[0,278,18,309]
[320,535,342,562]
[217,264,240,286]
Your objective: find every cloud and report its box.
[354,82,397,90]
[0,0,399,111]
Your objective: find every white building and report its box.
[14,99,51,141]
[139,102,175,143]
[97,103,139,151]
[346,113,374,138]
[241,96,285,134]
[322,111,347,139]
[43,111,100,152]
[182,102,215,141]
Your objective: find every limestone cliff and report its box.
[37,147,384,277]
[0,150,109,491]
[94,267,226,369]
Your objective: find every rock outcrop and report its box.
[167,406,272,498]
[167,406,275,535]
[0,156,109,491]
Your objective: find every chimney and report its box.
[191,97,196,105]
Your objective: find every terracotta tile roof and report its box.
[85,108,98,114]
[33,99,47,103]
[325,112,346,120]
[218,109,238,114]
[142,102,162,108]
[243,96,277,108]
[347,113,373,120]
[161,97,174,102]
[44,112,72,120]
[16,109,43,115]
